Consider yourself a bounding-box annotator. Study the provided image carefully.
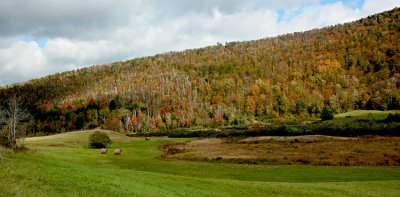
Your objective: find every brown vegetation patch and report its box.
[160,136,400,166]
[46,143,74,148]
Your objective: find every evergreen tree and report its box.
[320,106,334,121]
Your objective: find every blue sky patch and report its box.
[276,4,309,22]
[37,39,47,48]
[277,8,285,22]
[20,35,47,48]
[321,0,365,9]
[276,0,365,23]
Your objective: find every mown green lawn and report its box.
[0,130,399,196]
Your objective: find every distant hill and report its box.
[1,8,399,134]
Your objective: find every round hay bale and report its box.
[114,149,121,155]
[100,148,108,154]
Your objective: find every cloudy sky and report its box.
[0,0,399,86]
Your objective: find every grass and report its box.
[334,110,400,120]
[0,129,400,196]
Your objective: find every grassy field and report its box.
[334,110,400,120]
[0,130,400,196]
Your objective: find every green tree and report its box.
[320,106,334,121]
[109,97,123,111]
[87,109,99,129]
[76,112,85,129]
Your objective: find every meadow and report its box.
[0,129,400,196]
[333,110,400,120]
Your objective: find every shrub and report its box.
[88,131,112,149]
[320,106,334,121]
[385,113,400,122]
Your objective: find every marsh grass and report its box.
[162,136,400,166]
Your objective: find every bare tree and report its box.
[0,96,29,150]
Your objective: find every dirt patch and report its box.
[46,143,74,148]
[160,136,400,166]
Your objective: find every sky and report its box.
[0,0,399,86]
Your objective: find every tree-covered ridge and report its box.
[1,8,399,134]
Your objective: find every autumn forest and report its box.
[0,8,399,135]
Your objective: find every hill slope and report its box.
[1,8,399,134]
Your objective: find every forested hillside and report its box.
[1,8,399,134]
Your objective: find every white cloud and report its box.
[0,41,48,85]
[0,0,399,86]
[44,39,118,66]
[278,2,361,32]
[363,0,400,13]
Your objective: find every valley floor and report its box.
[0,130,400,196]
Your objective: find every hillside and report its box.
[0,8,399,134]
